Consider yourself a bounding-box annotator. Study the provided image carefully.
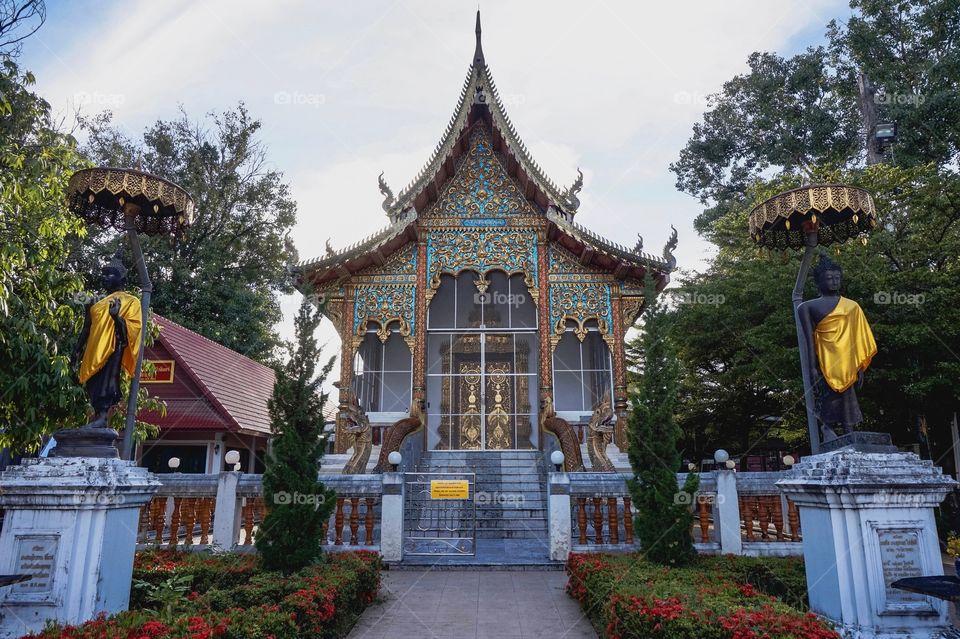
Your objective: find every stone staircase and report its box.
[414,451,548,541]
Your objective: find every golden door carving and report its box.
[484,362,513,449]
[457,362,482,449]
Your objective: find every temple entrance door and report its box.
[429,331,538,451]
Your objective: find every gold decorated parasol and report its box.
[749,184,877,250]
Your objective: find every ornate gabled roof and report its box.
[297,12,678,289]
[380,11,581,221]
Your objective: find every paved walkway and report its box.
[347,569,598,639]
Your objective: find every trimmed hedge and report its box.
[29,550,381,639]
[567,553,838,639]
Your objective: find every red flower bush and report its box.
[567,553,838,639]
[28,551,382,639]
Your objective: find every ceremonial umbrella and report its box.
[748,184,877,453]
[67,167,195,460]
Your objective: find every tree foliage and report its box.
[77,106,297,362]
[256,298,335,573]
[666,0,960,461]
[627,286,698,566]
[0,56,89,452]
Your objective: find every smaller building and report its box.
[136,315,275,474]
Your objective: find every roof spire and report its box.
[474,10,484,65]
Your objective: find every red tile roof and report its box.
[153,315,276,435]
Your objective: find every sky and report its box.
[21,0,851,356]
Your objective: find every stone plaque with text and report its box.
[10,535,59,597]
[878,528,924,606]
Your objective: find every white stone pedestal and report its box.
[777,449,956,639]
[0,457,160,639]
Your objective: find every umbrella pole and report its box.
[121,211,152,461]
[793,232,819,454]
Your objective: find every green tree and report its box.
[0,55,89,453]
[76,106,297,362]
[256,298,335,572]
[667,1,960,460]
[627,288,698,566]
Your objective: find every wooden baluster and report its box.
[365,497,375,545]
[607,497,619,544]
[739,496,754,541]
[169,498,182,548]
[787,498,801,541]
[198,498,213,545]
[180,498,196,548]
[322,520,330,545]
[349,497,360,545]
[593,496,603,544]
[758,496,771,540]
[334,498,345,545]
[243,499,256,546]
[151,497,166,545]
[577,498,588,545]
[137,503,150,542]
[771,496,785,540]
[698,497,711,543]
[623,496,633,545]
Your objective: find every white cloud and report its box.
[23,0,849,369]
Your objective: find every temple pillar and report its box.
[413,239,428,404]
[536,233,552,450]
[335,285,355,454]
[610,290,628,450]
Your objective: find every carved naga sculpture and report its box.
[340,392,372,474]
[373,399,425,473]
[586,390,616,472]
[540,396,585,472]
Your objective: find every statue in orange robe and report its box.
[72,253,142,428]
[798,256,877,444]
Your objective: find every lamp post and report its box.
[748,184,878,453]
[66,168,194,461]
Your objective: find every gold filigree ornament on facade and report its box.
[67,167,195,236]
[748,184,877,250]
[426,229,537,301]
[550,282,612,344]
[352,284,415,350]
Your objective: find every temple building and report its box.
[297,14,675,464]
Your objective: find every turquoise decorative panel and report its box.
[426,229,537,293]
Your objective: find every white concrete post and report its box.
[211,471,241,551]
[548,472,572,561]
[0,458,160,639]
[715,469,742,555]
[778,449,956,639]
[380,472,404,562]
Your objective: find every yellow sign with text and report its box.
[430,479,470,500]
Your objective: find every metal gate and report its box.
[403,472,476,556]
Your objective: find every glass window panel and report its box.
[483,271,509,328]
[426,333,451,377]
[380,372,411,412]
[554,371,585,412]
[553,333,581,371]
[383,333,412,372]
[585,369,611,410]
[355,333,383,375]
[515,415,536,449]
[428,274,456,328]
[509,274,537,328]
[513,333,538,375]
[582,330,611,371]
[455,272,483,328]
[354,371,382,413]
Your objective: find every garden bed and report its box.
[28,550,382,639]
[567,553,838,639]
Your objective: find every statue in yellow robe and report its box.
[72,253,142,428]
[798,256,877,443]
